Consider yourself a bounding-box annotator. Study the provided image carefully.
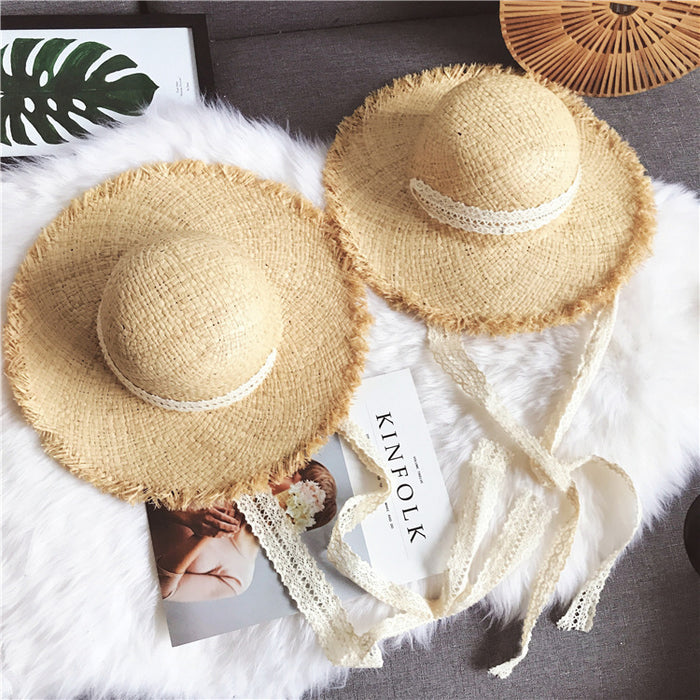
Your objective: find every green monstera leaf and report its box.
[1,37,159,146]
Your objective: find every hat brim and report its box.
[324,64,656,335]
[5,161,370,509]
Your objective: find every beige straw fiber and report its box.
[324,64,656,335]
[97,236,283,405]
[5,161,371,509]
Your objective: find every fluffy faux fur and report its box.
[2,101,698,699]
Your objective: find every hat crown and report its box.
[98,235,282,406]
[410,73,580,213]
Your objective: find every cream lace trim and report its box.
[328,420,551,635]
[236,491,382,667]
[427,297,640,678]
[409,168,581,235]
[97,304,277,412]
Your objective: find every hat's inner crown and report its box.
[410,72,580,219]
[98,235,282,407]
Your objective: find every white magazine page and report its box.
[342,368,455,584]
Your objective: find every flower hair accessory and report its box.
[278,480,326,532]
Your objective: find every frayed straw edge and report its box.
[323,63,657,336]
[260,216,373,500]
[4,159,373,510]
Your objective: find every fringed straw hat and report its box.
[4,161,370,510]
[320,64,657,677]
[324,64,656,335]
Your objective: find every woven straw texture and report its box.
[4,161,370,509]
[97,235,283,407]
[324,64,656,335]
[500,1,700,97]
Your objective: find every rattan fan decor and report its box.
[500,1,700,97]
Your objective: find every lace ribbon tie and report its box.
[324,297,639,677]
[427,297,640,678]
[236,491,383,668]
[238,298,639,676]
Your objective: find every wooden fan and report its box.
[500,1,700,96]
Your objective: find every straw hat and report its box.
[324,64,656,335]
[4,160,370,509]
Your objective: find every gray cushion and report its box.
[147,1,497,40]
[209,13,515,140]
[1,1,139,16]
[587,73,700,192]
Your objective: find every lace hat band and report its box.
[409,168,582,235]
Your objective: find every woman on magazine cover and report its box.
[147,460,338,602]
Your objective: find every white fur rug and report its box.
[2,101,698,700]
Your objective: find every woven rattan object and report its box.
[500,1,700,96]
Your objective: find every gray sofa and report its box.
[3,2,698,698]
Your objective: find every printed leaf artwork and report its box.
[1,38,159,147]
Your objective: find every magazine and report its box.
[146,368,454,646]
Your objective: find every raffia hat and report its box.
[4,160,370,510]
[324,64,656,335]
[320,64,656,676]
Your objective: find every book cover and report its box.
[146,368,454,646]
